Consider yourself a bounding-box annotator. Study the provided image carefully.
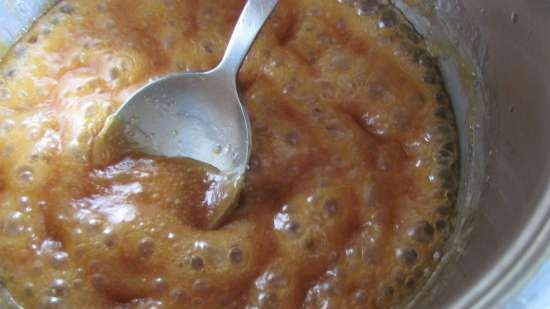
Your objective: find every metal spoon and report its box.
[97,0,279,228]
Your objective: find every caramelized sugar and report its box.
[0,0,459,308]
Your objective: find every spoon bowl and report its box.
[111,70,251,176]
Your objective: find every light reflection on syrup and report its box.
[91,114,241,230]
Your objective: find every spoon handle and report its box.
[217,0,279,79]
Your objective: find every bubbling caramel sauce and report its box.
[0,0,459,308]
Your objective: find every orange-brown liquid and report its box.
[0,1,459,308]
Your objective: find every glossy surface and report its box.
[0,0,458,308]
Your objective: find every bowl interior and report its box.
[0,1,549,309]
